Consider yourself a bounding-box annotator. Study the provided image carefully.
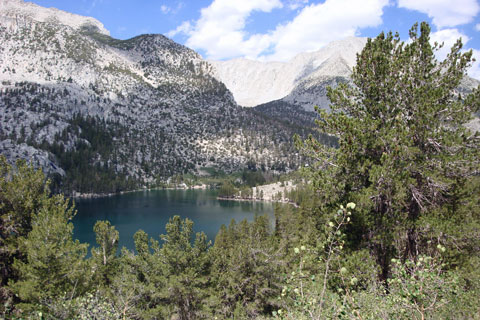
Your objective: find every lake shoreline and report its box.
[70,184,210,199]
[73,189,276,251]
[217,196,299,208]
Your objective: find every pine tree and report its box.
[9,193,89,312]
[118,230,165,319]
[0,156,49,308]
[0,156,91,314]
[211,216,281,318]
[297,22,480,280]
[159,216,211,319]
[91,220,119,287]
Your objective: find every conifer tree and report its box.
[211,216,281,318]
[0,156,91,314]
[9,193,89,312]
[0,156,49,307]
[91,220,119,287]
[298,22,480,279]
[159,216,211,319]
[0,155,48,305]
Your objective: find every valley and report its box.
[2,0,478,196]
[1,1,480,319]
[0,0,319,194]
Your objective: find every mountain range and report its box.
[211,36,366,111]
[0,0,477,194]
[212,36,479,129]
[1,0,322,194]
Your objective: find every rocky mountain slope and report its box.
[212,37,480,130]
[210,37,367,111]
[0,0,310,194]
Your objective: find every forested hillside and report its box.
[0,0,317,195]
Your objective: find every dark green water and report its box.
[73,189,274,251]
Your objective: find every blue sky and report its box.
[29,0,480,78]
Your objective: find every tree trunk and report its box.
[405,199,420,261]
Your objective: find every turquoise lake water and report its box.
[73,189,275,251]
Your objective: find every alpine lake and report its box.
[73,189,275,251]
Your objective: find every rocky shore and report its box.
[218,181,299,207]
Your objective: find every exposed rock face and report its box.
[0,139,65,176]
[0,0,305,193]
[3,1,476,194]
[1,0,109,35]
[212,37,480,119]
[210,37,367,110]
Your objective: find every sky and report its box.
[29,0,480,79]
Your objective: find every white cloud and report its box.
[161,2,184,15]
[264,0,388,61]
[167,21,192,38]
[160,5,170,14]
[430,28,470,61]
[398,1,480,80]
[288,0,309,10]
[398,0,480,28]
[469,49,480,80]
[173,0,389,61]
[182,0,283,60]
[428,29,479,80]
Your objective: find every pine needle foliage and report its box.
[297,22,480,279]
